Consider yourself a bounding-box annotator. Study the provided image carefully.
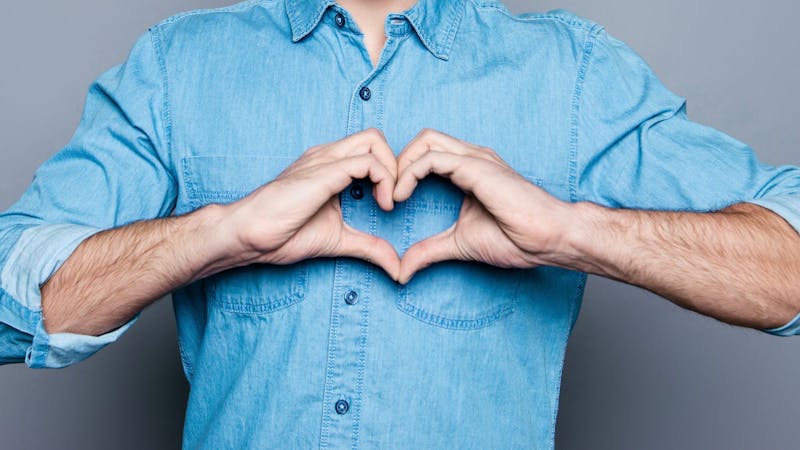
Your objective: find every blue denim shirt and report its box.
[2,0,800,448]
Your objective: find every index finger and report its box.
[396,128,472,176]
[335,127,398,181]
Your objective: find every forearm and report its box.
[556,201,800,329]
[40,204,237,336]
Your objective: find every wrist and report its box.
[543,201,618,275]
[182,203,255,281]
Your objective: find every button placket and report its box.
[319,18,407,449]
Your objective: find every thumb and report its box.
[336,224,401,281]
[399,226,461,284]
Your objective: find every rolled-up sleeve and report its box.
[574,27,800,336]
[0,26,177,367]
[750,193,800,336]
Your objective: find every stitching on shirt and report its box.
[396,296,516,330]
[467,0,604,203]
[470,0,596,31]
[372,33,415,118]
[568,26,603,203]
[402,0,462,60]
[395,265,521,330]
[547,272,588,450]
[0,250,50,367]
[469,0,503,7]
[437,0,465,58]
[176,336,194,381]
[211,259,308,314]
[351,208,378,449]
[181,158,200,209]
[376,33,410,93]
[404,198,462,213]
[405,15,438,58]
[284,0,301,30]
[0,285,36,331]
[33,311,50,368]
[149,0,279,185]
[319,254,347,448]
[292,0,335,41]
[147,27,176,184]
[155,0,269,27]
[376,70,385,130]
[4,296,51,368]
[216,289,305,314]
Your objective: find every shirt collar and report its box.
[285,0,465,60]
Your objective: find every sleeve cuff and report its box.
[746,194,800,236]
[27,313,139,368]
[0,224,136,368]
[746,195,800,336]
[762,310,800,337]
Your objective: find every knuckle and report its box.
[362,127,384,142]
[422,150,441,163]
[311,144,338,160]
[419,127,436,138]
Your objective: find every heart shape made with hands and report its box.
[239,127,569,286]
[315,127,569,285]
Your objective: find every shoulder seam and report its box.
[154,0,273,27]
[468,0,602,32]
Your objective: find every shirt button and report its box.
[344,290,359,305]
[334,12,346,27]
[359,86,372,101]
[335,399,350,415]
[350,182,364,200]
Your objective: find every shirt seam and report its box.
[470,1,595,32]
[319,257,346,448]
[0,285,37,332]
[351,234,374,449]
[437,0,464,58]
[568,25,603,203]
[0,286,48,367]
[547,272,588,449]
[147,26,177,188]
[291,0,334,42]
[155,0,269,27]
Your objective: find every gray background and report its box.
[1,0,798,448]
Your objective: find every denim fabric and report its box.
[1,0,799,448]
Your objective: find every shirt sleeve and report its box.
[0,27,177,368]
[574,27,800,336]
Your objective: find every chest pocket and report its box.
[182,155,308,314]
[396,172,552,330]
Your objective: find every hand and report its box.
[393,128,576,284]
[222,128,401,280]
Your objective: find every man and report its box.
[1,0,798,448]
